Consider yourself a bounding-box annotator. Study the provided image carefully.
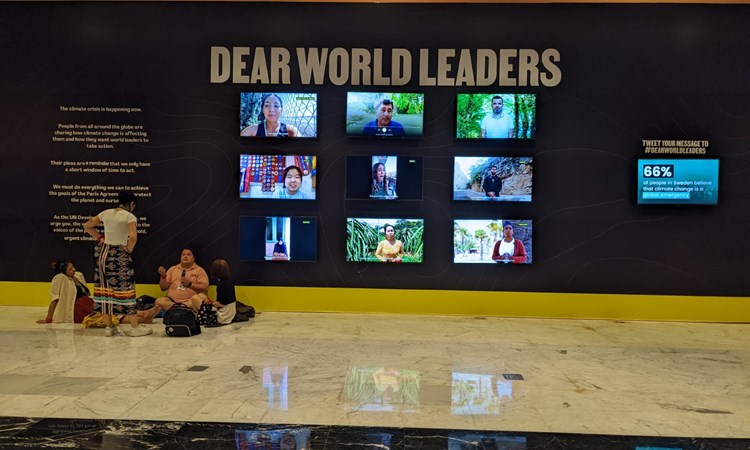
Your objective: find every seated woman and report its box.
[38,259,93,324]
[194,259,237,326]
[272,239,288,260]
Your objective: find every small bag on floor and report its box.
[197,302,219,327]
[163,306,201,337]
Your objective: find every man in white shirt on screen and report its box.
[481,96,515,139]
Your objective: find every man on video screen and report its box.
[481,96,515,139]
[362,98,406,137]
[482,165,503,199]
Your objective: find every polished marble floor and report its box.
[0,306,748,449]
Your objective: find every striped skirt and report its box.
[93,244,136,315]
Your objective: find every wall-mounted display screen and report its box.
[453,219,532,264]
[239,216,317,262]
[346,217,424,263]
[345,155,424,201]
[346,92,425,138]
[240,155,316,200]
[453,156,533,202]
[239,92,317,138]
[637,159,719,205]
[455,93,537,140]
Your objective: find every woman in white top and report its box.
[84,191,151,337]
[491,221,528,264]
[37,259,92,324]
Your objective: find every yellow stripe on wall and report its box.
[3,281,748,323]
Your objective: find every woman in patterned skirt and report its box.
[84,191,152,337]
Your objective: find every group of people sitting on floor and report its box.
[38,247,250,335]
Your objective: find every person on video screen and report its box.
[375,224,404,263]
[492,222,527,263]
[273,165,310,199]
[273,239,288,259]
[482,165,503,199]
[481,96,515,139]
[362,98,405,137]
[371,162,396,198]
[241,93,300,138]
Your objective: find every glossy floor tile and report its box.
[0,306,748,449]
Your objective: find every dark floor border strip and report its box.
[0,416,748,449]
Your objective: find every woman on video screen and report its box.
[370,162,396,198]
[375,224,404,263]
[491,222,527,264]
[241,93,300,138]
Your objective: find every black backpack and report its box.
[163,306,201,337]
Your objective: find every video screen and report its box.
[637,159,719,205]
[455,93,537,140]
[346,92,425,138]
[239,92,317,138]
[447,433,526,450]
[239,216,317,262]
[235,427,310,450]
[454,156,532,202]
[452,372,514,415]
[346,218,425,263]
[240,155,316,200]
[453,219,532,264]
[342,366,420,412]
[345,155,424,201]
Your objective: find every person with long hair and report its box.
[193,259,237,326]
[370,162,396,198]
[37,259,93,324]
[240,93,300,138]
[83,191,152,337]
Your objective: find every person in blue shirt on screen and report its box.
[481,96,515,139]
[362,98,406,137]
[273,165,310,199]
